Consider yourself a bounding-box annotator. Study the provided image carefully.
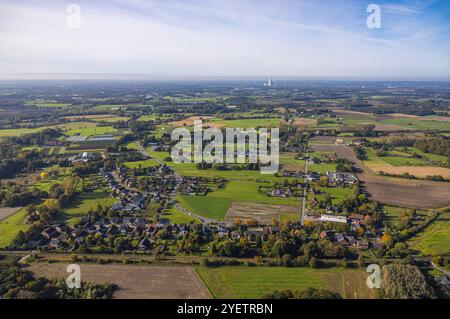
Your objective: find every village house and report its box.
[244,227,265,243]
[326,171,358,186]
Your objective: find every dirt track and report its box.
[311,144,450,208]
[28,263,211,299]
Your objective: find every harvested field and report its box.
[292,117,317,126]
[373,166,450,178]
[224,202,299,225]
[1,171,42,185]
[363,176,450,208]
[311,144,360,164]
[169,116,217,128]
[310,144,450,208]
[0,207,22,221]
[332,109,373,117]
[28,263,211,299]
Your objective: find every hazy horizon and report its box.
[1,73,450,82]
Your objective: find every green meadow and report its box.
[381,118,450,131]
[195,266,374,299]
[58,190,115,226]
[408,210,450,255]
[124,158,159,169]
[0,126,56,137]
[65,123,118,136]
[177,180,300,220]
[0,208,30,248]
[210,117,282,128]
[160,206,201,224]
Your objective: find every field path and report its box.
[0,207,22,222]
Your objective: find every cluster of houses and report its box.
[115,166,135,188]
[319,229,382,250]
[268,188,301,198]
[307,212,383,251]
[27,217,192,251]
[281,170,321,182]
[68,152,98,163]
[283,170,358,186]
[25,216,283,252]
[178,177,212,196]
[100,168,147,212]
[325,171,358,186]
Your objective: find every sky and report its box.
[0,0,449,79]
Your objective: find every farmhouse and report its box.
[319,214,348,224]
[326,171,358,185]
[68,152,96,163]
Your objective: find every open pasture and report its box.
[58,190,115,225]
[408,210,450,255]
[374,166,450,179]
[195,266,374,299]
[0,208,29,248]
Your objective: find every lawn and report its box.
[0,126,56,137]
[280,153,305,171]
[210,118,282,128]
[176,196,232,220]
[93,116,130,123]
[363,148,387,167]
[405,147,448,163]
[195,266,374,299]
[383,205,407,221]
[160,206,201,224]
[0,208,30,248]
[380,118,450,131]
[308,163,337,173]
[137,114,173,121]
[316,186,353,203]
[65,123,118,136]
[363,147,427,167]
[58,190,115,225]
[124,158,159,169]
[380,155,426,166]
